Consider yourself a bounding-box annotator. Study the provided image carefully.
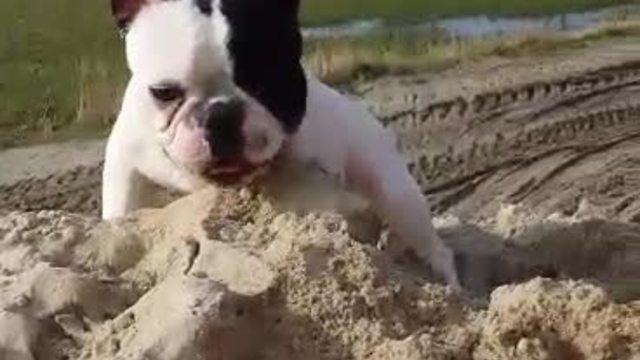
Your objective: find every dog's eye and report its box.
[149,84,185,103]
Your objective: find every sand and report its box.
[0,186,638,359]
[1,39,640,359]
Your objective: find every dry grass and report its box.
[304,20,640,85]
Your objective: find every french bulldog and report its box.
[103,0,461,291]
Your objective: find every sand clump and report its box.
[0,187,638,360]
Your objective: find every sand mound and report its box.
[0,187,638,360]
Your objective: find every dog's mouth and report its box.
[201,158,272,186]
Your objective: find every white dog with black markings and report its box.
[103,0,461,291]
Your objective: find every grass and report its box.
[0,0,637,149]
[0,0,127,148]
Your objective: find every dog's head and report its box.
[111,0,307,184]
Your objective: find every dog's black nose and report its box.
[199,98,245,160]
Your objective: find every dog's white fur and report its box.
[102,0,461,290]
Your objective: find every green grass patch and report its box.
[0,0,127,148]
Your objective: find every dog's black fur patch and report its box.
[194,0,212,16]
[220,0,307,134]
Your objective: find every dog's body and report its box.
[103,0,461,290]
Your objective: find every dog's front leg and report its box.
[101,140,146,220]
[346,144,461,291]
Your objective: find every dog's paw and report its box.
[428,244,463,293]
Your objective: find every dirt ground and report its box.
[1,38,640,359]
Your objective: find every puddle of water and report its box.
[303,5,636,40]
[439,11,603,38]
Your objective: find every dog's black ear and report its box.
[111,0,147,31]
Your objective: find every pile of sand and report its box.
[0,185,638,360]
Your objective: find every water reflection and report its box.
[303,5,635,40]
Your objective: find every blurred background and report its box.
[0,0,638,149]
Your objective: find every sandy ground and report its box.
[1,38,640,359]
[0,186,639,359]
